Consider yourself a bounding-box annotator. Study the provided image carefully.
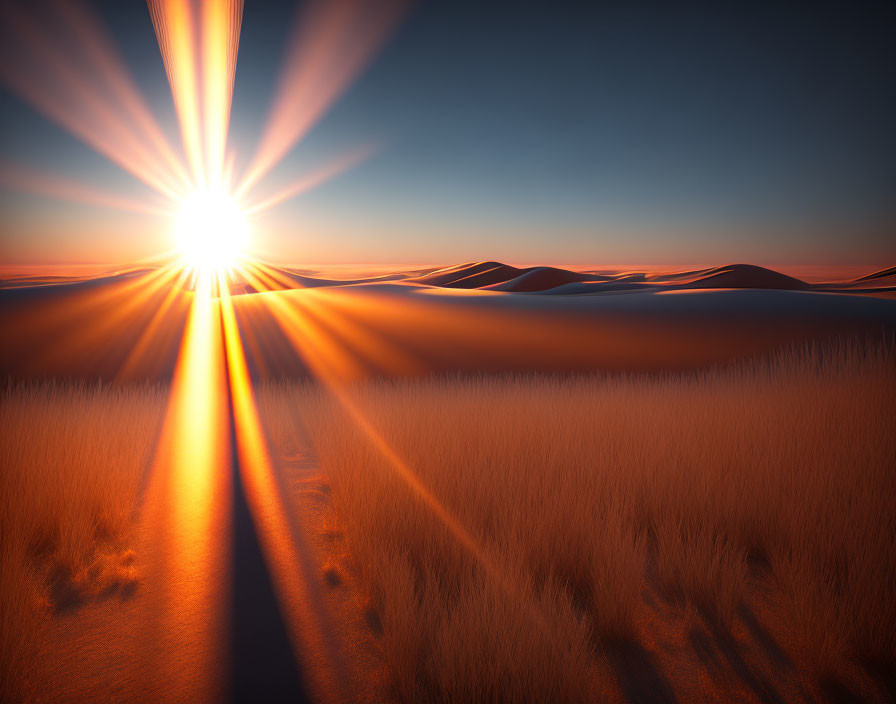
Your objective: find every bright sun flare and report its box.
[175,187,251,272]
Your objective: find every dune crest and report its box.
[853,266,896,284]
[676,264,810,291]
[402,260,894,295]
[3,261,892,297]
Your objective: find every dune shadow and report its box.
[43,557,139,614]
[702,617,784,704]
[605,641,678,704]
[322,565,342,588]
[688,626,723,680]
[45,564,82,612]
[819,677,866,704]
[738,604,792,671]
[363,606,383,638]
[864,662,896,703]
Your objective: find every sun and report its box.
[174,187,251,273]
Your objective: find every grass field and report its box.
[2,340,893,702]
[0,382,165,700]
[261,339,896,702]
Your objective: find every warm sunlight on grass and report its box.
[0,382,165,701]
[3,342,893,702]
[259,340,895,702]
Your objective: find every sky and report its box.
[0,0,894,267]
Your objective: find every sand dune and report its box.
[0,267,152,290]
[397,260,894,295]
[644,267,713,281]
[411,261,601,291]
[483,266,593,292]
[409,261,525,288]
[542,280,657,294]
[675,263,810,290]
[407,260,820,293]
[1,261,894,382]
[6,260,891,296]
[266,268,412,290]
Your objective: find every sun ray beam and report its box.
[137,269,232,703]
[0,161,174,217]
[240,288,558,637]
[243,143,378,215]
[54,0,191,191]
[252,290,498,569]
[236,0,409,198]
[117,265,194,380]
[148,0,244,190]
[0,0,187,198]
[147,0,206,187]
[201,0,243,186]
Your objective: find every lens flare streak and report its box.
[236,0,409,197]
[0,1,186,198]
[0,161,174,217]
[248,286,500,576]
[244,143,379,215]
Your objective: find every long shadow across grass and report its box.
[605,641,678,704]
[225,356,310,703]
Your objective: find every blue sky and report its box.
[1,0,894,266]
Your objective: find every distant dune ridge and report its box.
[2,260,894,295]
[676,264,810,290]
[853,265,896,283]
[1,260,894,382]
[231,259,896,295]
[403,260,891,294]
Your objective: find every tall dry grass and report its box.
[2,340,892,701]
[0,382,165,700]
[259,340,896,701]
